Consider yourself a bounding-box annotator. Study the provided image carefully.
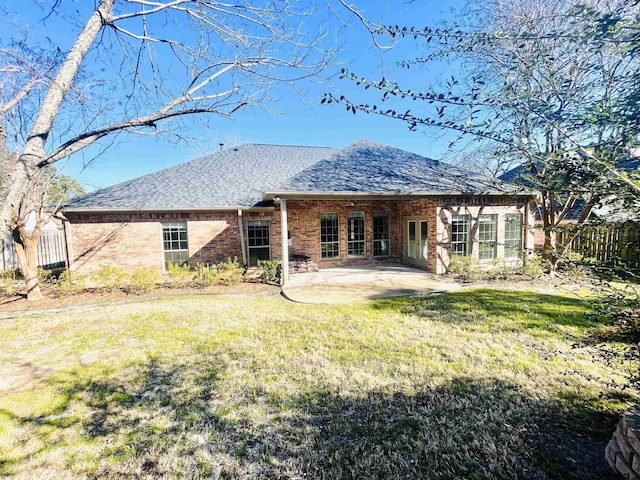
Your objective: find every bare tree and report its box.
[325,0,640,274]
[0,0,365,300]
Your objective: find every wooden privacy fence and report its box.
[1,230,67,271]
[558,222,640,268]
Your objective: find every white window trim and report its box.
[504,213,523,259]
[451,214,470,257]
[162,221,189,272]
[478,214,498,262]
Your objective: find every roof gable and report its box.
[274,139,515,194]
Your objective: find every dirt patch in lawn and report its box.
[0,282,279,313]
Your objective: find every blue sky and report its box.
[3,0,464,191]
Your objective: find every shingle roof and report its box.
[273,139,516,194]
[64,144,338,210]
[64,139,523,212]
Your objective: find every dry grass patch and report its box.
[0,290,631,479]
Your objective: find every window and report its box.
[320,213,339,259]
[162,222,188,270]
[347,211,365,258]
[451,215,470,256]
[373,212,390,257]
[247,220,270,266]
[478,214,497,261]
[504,214,522,259]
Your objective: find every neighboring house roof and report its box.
[65,139,527,212]
[501,159,640,223]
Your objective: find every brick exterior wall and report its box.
[285,199,413,268]
[66,211,245,274]
[65,196,536,275]
[436,198,536,274]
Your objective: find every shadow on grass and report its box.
[370,289,596,333]
[0,356,626,479]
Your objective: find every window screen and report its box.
[347,212,365,258]
[247,220,270,266]
[478,214,497,261]
[504,214,522,259]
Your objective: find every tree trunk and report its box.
[12,228,43,301]
[542,223,558,277]
[0,0,113,232]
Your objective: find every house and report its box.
[62,139,536,283]
[501,158,640,250]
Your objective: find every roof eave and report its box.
[263,190,538,200]
[63,205,274,214]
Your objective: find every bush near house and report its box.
[257,259,281,283]
[446,254,545,282]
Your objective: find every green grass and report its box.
[0,289,630,479]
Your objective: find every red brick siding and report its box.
[67,211,244,274]
[436,199,536,274]
[285,199,438,269]
[66,196,536,275]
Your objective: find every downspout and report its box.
[238,209,248,269]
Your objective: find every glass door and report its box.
[404,217,429,269]
[407,221,417,259]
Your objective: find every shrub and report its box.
[127,267,160,294]
[57,269,86,297]
[217,257,244,285]
[0,269,20,294]
[446,256,485,282]
[522,253,546,279]
[91,264,130,293]
[195,263,220,285]
[166,262,194,287]
[257,259,281,283]
[37,268,54,284]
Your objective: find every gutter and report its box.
[263,190,539,201]
[62,205,275,214]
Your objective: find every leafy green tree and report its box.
[42,167,85,204]
[324,0,640,273]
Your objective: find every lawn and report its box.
[0,289,631,479]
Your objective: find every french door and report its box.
[404,217,429,269]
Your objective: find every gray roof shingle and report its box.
[65,144,338,210]
[273,139,515,194]
[64,139,522,212]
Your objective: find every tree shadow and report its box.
[0,356,627,479]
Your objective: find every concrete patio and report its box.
[281,263,460,304]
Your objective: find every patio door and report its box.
[404,217,429,269]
